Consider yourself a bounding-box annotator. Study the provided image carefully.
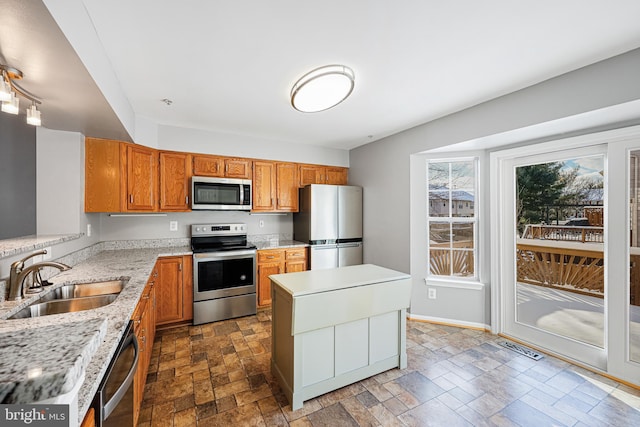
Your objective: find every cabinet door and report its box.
[159,152,191,211]
[253,161,276,211]
[258,261,281,307]
[276,162,299,211]
[225,158,252,179]
[192,154,225,177]
[85,138,122,212]
[126,144,157,211]
[182,255,193,322]
[285,248,307,272]
[132,297,147,426]
[325,167,348,185]
[155,257,184,325]
[298,164,324,187]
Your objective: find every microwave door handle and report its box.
[102,332,139,421]
[240,185,244,205]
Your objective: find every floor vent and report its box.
[498,341,544,360]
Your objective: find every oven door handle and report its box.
[194,250,256,259]
[103,332,139,421]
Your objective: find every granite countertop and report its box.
[0,318,107,403]
[269,263,410,297]
[253,240,308,250]
[0,245,191,422]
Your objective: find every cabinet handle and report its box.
[186,196,189,204]
[266,256,274,259]
[179,263,182,271]
[129,194,133,204]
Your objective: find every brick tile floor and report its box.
[137,309,640,426]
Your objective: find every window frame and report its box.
[426,157,479,281]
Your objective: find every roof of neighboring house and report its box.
[429,189,475,202]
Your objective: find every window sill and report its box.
[424,277,485,291]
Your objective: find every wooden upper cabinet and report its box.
[126,144,158,211]
[299,164,324,187]
[160,152,191,211]
[192,155,252,179]
[252,160,276,211]
[298,164,348,186]
[253,161,299,212]
[325,167,348,185]
[224,158,252,179]
[276,162,298,211]
[85,138,123,212]
[192,154,224,177]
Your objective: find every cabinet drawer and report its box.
[258,250,283,263]
[285,248,306,260]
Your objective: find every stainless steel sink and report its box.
[9,295,119,319]
[47,280,125,300]
[8,280,125,319]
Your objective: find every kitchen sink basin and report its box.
[46,280,125,300]
[9,294,119,319]
[8,280,125,319]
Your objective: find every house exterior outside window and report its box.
[427,159,478,279]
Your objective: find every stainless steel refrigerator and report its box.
[294,184,363,270]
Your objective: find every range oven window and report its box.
[197,257,254,292]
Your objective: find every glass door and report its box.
[502,146,607,369]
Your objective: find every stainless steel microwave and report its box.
[191,177,252,210]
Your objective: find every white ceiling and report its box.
[4,1,640,150]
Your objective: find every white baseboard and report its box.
[407,313,490,331]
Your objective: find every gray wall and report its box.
[349,48,640,325]
[0,112,36,239]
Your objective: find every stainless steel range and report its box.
[191,223,257,325]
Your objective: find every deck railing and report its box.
[516,240,604,297]
[522,224,604,243]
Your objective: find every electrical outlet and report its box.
[87,223,92,237]
[259,220,264,228]
[169,220,178,231]
[428,288,437,299]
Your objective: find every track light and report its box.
[26,102,41,126]
[1,64,42,126]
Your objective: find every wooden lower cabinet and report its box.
[80,408,95,427]
[257,247,307,307]
[132,274,156,426]
[155,255,193,326]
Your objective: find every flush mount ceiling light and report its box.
[290,65,355,113]
[1,64,42,126]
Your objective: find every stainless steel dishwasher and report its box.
[90,320,139,426]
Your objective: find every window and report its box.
[427,159,477,279]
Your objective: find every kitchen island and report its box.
[269,264,411,410]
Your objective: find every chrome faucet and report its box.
[8,250,71,301]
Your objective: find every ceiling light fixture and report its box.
[290,65,355,113]
[1,64,42,126]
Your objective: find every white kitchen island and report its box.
[269,264,411,410]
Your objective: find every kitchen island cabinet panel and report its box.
[270,264,411,410]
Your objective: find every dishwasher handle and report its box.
[103,332,139,420]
